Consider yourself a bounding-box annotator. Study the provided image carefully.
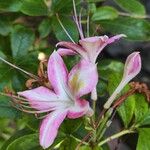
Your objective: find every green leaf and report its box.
[0,0,22,12]
[0,96,21,119]
[0,18,11,36]
[134,94,148,123]
[21,0,48,16]
[51,0,80,14]
[52,16,79,42]
[98,59,124,80]
[6,134,42,150]
[11,25,35,58]
[60,136,78,150]
[139,110,150,126]
[38,18,52,38]
[92,6,118,21]
[137,128,150,150]
[60,118,83,134]
[118,95,135,127]
[114,0,146,16]
[108,73,135,127]
[1,129,32,150]
[99,17,150,41]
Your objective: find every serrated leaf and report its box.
[99,17,150,41]
[52,16,79,42]
[21,0,48,16]
[114,0,145,16]
[0,0,22,12]
[38,18,52,38]
[11,25,35,58]
[137,128,150,150]
[92,6,118,21]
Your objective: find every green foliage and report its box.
[0,17,12,36]
[92,6,119,21]
[114,0,146,16]
[0,0,150,149]
[137,128,150,150]
[0,0,22,12]
[38,19,52,38]
[52,16,79,42]
[6,134,41,150]
[11,25,35,59]
[98,17,150,41]
[21,0,48,16]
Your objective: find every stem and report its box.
[0,57,39,80]
[98,129,135,147]
[96,108,113,141]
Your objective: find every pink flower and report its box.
[18,51,98,149]
[104,52,141,109]
[57,34,126,63]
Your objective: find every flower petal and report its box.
[57,48,77,56]
[56,41,88,60]
[107,34,126,44]
[68,59,98,98]
[123,52,141,81]
[18,86,61,111]
[67,99,93,119]
[48,51,68,98]
[40,109,68,149]
[79,36,109,63]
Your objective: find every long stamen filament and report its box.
[0,57,39,80]
[72,0,84,39]
[56,14,76,44]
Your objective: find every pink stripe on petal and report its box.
[123,52,141,81]
[68,59,98,98]
[67,99,93,119]
[56,41,88,59]
[48,51,68,97]
[40,109,68,149]
[18,86,60,110]
[57,48,77,56]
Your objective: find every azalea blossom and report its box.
[56,34,125,101]
[104,52,141,109]
[56,33,126,101]
[57,34,126,64]
[18,51,98,149]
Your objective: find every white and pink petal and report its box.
[18,86,61,111]
[48,51,68,98]
[67,99,93,119]
[68,60,98,98]
[40,109,68,149]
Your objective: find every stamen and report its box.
[72,0,84,39]
[0,57,39,80]
[56,14,76,44]
[87,14,90,37]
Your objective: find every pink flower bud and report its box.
[123,52,141,82]
[104,52,141,109]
